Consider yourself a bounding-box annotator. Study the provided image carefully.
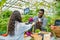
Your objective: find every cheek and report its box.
[38,14,41,16]
[39,14,43,16]
[40,14,43,16]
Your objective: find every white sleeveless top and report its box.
[0,21,32,40]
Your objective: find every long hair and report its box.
[8,11,22,36]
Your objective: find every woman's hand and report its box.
[32,22,35,26]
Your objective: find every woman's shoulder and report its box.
[15,21,25,25]
[18,22,25,25]
[18,22,32,27]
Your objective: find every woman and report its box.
[0,11,34,40]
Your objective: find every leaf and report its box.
[0,10,12,34]
[39,2,44,6]
[0,0,6,7]
[25,2,30,6]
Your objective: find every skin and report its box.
[38,11,44,18]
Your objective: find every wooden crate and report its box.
[31,33,42,40]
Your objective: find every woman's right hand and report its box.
[32,22,35,26]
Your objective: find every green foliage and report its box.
[22,14,30,22]
[55,1,60,18]
[35,29,41,33]
[45,16,55,32]
[0,0,6,7]
[23,9,38,22]
[0,10,12,34]
[45,25,51,32]
[56,0,60,1]
[2,10,12,18]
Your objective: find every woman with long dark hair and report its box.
[8,10,22,36]
[0,10,34,40]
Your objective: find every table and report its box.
[24,31,51,40]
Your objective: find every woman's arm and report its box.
[23,22,35,32]
[18,22,35,32]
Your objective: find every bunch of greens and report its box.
[0,10,12,34]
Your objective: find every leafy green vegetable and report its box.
[0,10,12,34]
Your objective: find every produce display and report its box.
[0,9,55,35]
[35,29,41,33]
[26,32,32,36]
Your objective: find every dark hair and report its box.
[40,9,44,13]
[8,10,22,36]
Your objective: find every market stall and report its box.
[24,31,52,40]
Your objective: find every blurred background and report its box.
[0,0,60,36]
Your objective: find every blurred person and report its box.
[0,10,34,40]
[33,9,47,31]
